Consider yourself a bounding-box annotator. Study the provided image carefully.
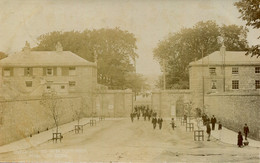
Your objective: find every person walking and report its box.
[152,117,157,129]
[157,117,163,130]
[130,113,134,122]
[211,115,217,130]
[170,118,175,130]
[237,131,243,148]
[137,112,140,120]
[243,124,249,140]
[218,121,222,140]
[206,122,211,141]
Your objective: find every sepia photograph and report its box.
[0,0,259,162]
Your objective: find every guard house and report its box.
[189,45,260,108]
[189,45,260,139]
[0,42,97,97]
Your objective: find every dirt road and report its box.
[0,118,259,162]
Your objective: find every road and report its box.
[0,118,259,162]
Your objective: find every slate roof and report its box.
[0,51,96,67]
[189,51,260,66]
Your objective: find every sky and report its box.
[0,0,259,76]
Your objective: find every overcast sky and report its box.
[0,0,259,76]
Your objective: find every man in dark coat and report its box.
[211,115,217,130]
[206,122,211,141]
[157,117,163,130]
[137,112,140,120]
[184,114,187,121]
[243,124,249,140]
[170,118,175,130]
[152,117,157,129]
[237,131,243,147]
[130,113,134,122]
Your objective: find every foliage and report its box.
[153,21,248,89]
[33,28,147,92]
[40,91,62,133]
[71,97,88,125]
[235,0,260,57]
[0,52,7,60]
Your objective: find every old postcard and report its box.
[0,0,259,162]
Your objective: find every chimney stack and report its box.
[56,42,63,52]
[23,41,31,54]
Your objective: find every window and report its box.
[232,80,239,89]
[209,67,216,75]
[25,81,32,87]
[69,81,76,87]
[232,67,239,75]
[255,67,260,73]
[46,81,53,90]
[61,85,65,89]
[24,67,33,76]
[3,68,11,76]
[256,80,260,89]
[69,67,76,76]
[47,68,53,76]
[211,80,217,89]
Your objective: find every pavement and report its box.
[0,117,101,153]
[0,117,259,155]
[183,117,260,148]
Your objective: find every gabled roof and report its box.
[189,51,260,66]
[0,51,96,67]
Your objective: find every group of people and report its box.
[130,105,168,130]
[130,105,157,122]
[202,113,250,147]
[201,114,221,141]
[237,124,250,147]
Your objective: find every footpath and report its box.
[208,124,260,148]
[184,118,260,148]
[0,117,103,153]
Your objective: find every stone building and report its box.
[0,42,97,97]
[189,45,260,139]
[0,42,133,145]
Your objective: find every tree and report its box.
[32,28,147,91]
[40,91,62,133]
[0,52,7,60]
[71,97,88,125]
[235,0,260,57]
[153,21,249,89]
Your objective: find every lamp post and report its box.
[163,59,166,90]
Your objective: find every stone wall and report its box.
[0,95,82,146]
[0,89,133,146]
[204,92,260,140]
[91,90,133,117]
[151,90,191,117]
